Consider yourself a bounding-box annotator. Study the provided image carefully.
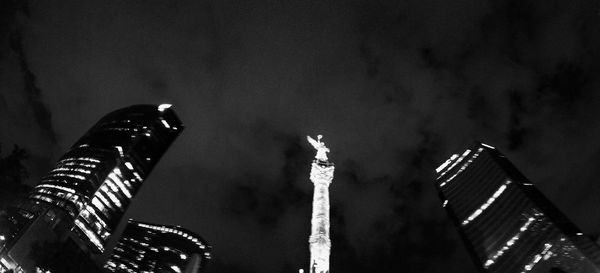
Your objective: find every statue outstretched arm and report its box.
[307,134,330,162]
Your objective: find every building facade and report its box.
[27,104,183,254]
[435,142,600,273]
[0,104,195,272]
[104,220,211,273]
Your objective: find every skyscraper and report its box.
[27,104,183,253]
[104,220,211,273]
[435,142,600,273]
[306,135,334,273]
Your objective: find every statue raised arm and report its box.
[307,134,330,162]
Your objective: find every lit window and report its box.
[105,191,123,208]
[160,119,171,129]
[158,104,172,112]
[91,197,105,212]
[481,143,495,149]
[170,265,181,273]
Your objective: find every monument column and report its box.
[306,135,334,273]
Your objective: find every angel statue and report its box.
[307,134,330,162]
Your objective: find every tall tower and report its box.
[306,135,334,273]
[435,142,600,273]
[28,104,183,253]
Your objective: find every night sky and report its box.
[2,0,600,272]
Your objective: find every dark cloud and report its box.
[2,0,600,272]
[507,90,527,150]
[0,0,57,182]
[536,61,590,108]
[9,30,57,144]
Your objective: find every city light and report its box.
[158,104,172,112]
[480,143,495,149]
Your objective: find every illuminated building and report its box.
[104,220,211,273]
[304,135,334,273]
[27,104,183,254]
[435,142,600,273]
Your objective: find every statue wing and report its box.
[306,135,320,150]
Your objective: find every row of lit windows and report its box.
[436,149,471,179]
[30,194,78,217]
[124,237,150,248]
[436,143,494,174]
[57,157,100,164]
[33,187,83,210]
[439,147,484,188]
[135,223,208,250]
[461,180,511,226]
[60,161,97,168]
[104,260,138,273]
[45,172,86,181]
[51,167,92,174]
[520,242,554,272]
[107,244,188,273]
[111,252,140,270]
[484,214,538,268]
[35,183,76,194]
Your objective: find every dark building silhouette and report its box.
[0,104,183,272]
[104,219,211,273]
[435,142,600,273]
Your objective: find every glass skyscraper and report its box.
[435,142,600,273]
[27,104,183,253]
[104,220,211,273]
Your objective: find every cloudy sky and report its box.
[2,0,600,272]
